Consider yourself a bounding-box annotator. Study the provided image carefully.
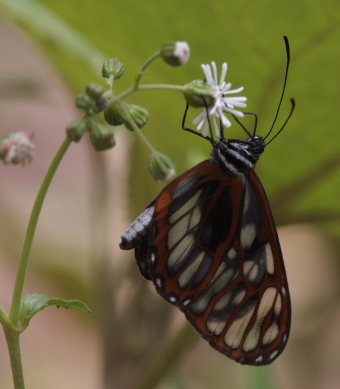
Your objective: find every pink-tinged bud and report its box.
[161,41,190,66]
[0,132,35,165]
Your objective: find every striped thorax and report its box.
[213,136,265,174]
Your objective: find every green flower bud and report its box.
[88,118,116,151]
[160,41,190,66]
[66,119,88,142]
[183,80,216,108]
[104,101,149,131]
[85,83,105,100]
[102,58,125,80]
[104,100,125,126]
[148,152,176,182]
[124,104,149,131]
[76,93,94,111]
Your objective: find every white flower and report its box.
[193,62,247,137]
[0,132,35,165]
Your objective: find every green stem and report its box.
[9,137,72,325]
[119,102,156,153]
[134,51,161,89]
[115,83,186,102]
[4,328,25,389]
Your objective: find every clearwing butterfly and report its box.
[120,37,294,366]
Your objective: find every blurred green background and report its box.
[0,0,339,388]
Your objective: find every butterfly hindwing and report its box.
[184,170,291,365]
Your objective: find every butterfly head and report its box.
[214,135,266,174]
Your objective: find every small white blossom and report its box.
[0,132,35,165]
[193,62,247,137]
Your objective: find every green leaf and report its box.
[19,293,91,330]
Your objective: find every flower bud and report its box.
[85,83,105,100]
[104,101,149,131]
[161,41,190,66]
[88,118,115,151]
[95,96,108,112]
[0,132,34,165]
[102,58,125,80]
[148,152,176,182]
[104,100,125,126]
[66,118,88,142]
[124,104,149,131]
[183,80,216,108]
[76,93,94,111]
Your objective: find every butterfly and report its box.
[120,37,294,366]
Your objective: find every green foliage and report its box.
[19,293,91,330]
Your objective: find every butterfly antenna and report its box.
[264,36,291,141]
[265,98,295,145]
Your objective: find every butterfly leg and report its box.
[181,103,210,140]
[231,112,256,137]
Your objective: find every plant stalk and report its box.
[9,138,72,324]
[4,328,25,389]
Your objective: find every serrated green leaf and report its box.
[19,293,91,330]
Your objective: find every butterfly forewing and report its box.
[148,160,244,305]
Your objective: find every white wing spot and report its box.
[269,350,279,360]
[240,224,256,249]
[150,252,156,263]
[255,355,263,363]
[182,298,191,307]
[283,333,287,343]
[227,247,237,260]
[155,277,162,288]
[169,296,177,303]
[282,287,287,296]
